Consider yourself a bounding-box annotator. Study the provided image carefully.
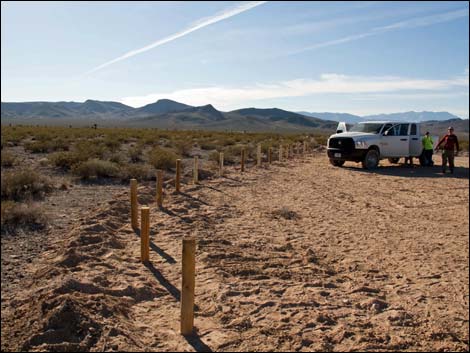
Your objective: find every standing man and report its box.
[435,126,459,174]
[422,131,434,166]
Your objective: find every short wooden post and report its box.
[175,159,181,193]
[219,152,224,176]
[156,170,163,207]
[181,237,196,336]
[268,147,272,164]
[241,148,245,172]
[257,144,261,167]
[130,179,138,229]
[141,207,150,263]
[193,156,198,184]
[279,145,283,162]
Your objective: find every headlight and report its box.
[355,140,368,149]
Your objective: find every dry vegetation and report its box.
[1,125,323,234]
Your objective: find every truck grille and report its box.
[329,137,355,152]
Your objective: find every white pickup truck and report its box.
[327,121,438,169]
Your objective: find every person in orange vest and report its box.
[435,126,460,174]
[421,132,434,166]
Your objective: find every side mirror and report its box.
[383,130,389,136]
[336,129,343,134]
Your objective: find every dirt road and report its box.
[2,153,469,351]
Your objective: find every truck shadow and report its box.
[345,164,469,179]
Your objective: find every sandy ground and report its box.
[1,152,469,352]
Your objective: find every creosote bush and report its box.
[72,159,120,179]
[1,201,48,234]
[147,147,179,171]
[1,169,54,201]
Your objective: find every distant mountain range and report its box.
[298,111,465,124]
[1,99,467,136]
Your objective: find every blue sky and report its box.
[1,1,469,117]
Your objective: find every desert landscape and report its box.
[1,130,468,351]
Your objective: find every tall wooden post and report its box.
[175,159,181,193]
[193,156,198,184]
[156,170,163,207]
[181,237,196,336]
[241,148,245,172]
[303,141,307,156]
[130,179,138,229]
[141,207,150,263]
[257,144,261,167]
[219,152,224,176]
[279,145,283,162]
[268,147,272,164]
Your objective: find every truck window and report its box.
[410,124,417,135]
[399,124,409,136]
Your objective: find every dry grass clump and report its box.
[1,201,48,234]
[1,169,54,201]
[72,159,120,179]
[119,163,154,181]
[1,150,16,167]
[147,147,179,171]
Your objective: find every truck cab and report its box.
[327,121,428,169]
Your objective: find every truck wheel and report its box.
[329,159,345,167]
[388,158,400,164]
[362,149,379,169]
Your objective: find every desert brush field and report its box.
[1,125,469,352]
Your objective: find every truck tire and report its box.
[362,149,379,169]
[388,158,400,164]
[329,159,345,167]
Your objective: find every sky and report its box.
[1,1,469,118]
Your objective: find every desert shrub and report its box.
[73,140,106,159]
[460,139,469,152]
[48,151,83,170]
[24,140,51,153]
[199,141,218,150]
[103,136,122,152]
[174,140,193,157]
[1,150,16,167]
[1,201,48,234]
[72,159,120,179]
[119,163,154,181]
[147,147,179,171]
[128,145,144,163]
[208,151,221,163]
[1,169,54,201]
[223,145,243,164]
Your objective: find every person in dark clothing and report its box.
[435,126,460,174]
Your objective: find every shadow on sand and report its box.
[345,164,469,179]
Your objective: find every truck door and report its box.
[409,123,422,157]
[382,123,410,157]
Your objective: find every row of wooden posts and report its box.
[130,140,310,335]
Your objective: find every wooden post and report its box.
[219,152,224,176]
[130,179,138,229]
[303,141,307,156]
[156,170,163,207]
[193,156,198,184]
[257,144,261,167]
[181,237,196,336]
[279,145,283,162]
[175,159,181,193]
[268,147,272,164]
[241,148,245,172]
[141,207,150,263]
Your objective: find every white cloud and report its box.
[86,1,267,74]
[120,73,469,110]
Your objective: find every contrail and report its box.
[290,8,468,55]
[86,1,267,74]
